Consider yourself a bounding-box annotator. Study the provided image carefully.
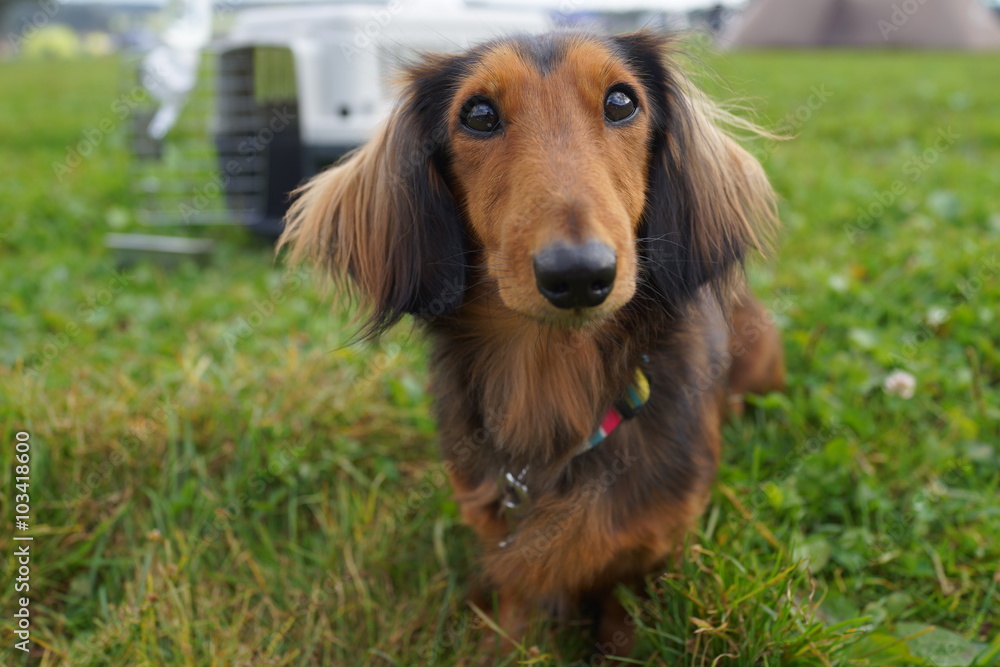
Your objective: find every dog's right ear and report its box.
[278,54,469,339]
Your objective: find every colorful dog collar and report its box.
[578,362,651,455]
[497,356,651,546]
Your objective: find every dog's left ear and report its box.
[613,31,778,311]
[278,53,468,338]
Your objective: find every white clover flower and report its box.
[883,370,916,399]
[926,307,949,328]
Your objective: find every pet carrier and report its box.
[129,1,547,238]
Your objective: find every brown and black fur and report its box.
[279,30,785,656]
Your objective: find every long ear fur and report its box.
[613,31,778,312]
[277,55,468,339]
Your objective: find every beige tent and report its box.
[719,0,1000,49]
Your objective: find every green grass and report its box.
[0,49,998,666]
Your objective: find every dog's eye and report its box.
[604,87,638,124]
[460,97,501,134]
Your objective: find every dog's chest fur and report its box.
[427,287,729,599]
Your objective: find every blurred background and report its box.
[2,0,999,239]
[1,0,999,664]
[3,0,997,241]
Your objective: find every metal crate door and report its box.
[215,46,301,237]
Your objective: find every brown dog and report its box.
[279,30,784,656]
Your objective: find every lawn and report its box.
[0,47,998,666]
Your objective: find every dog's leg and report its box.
[448,471,509,546]
[727,292,785,415]
[471,586,535,656]
[595,590,635,658]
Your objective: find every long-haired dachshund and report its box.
[279,30,784,657]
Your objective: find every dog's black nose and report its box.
[533,240,617,309]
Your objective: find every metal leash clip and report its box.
[497,465,530,547]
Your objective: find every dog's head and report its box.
[279,31,776,336]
